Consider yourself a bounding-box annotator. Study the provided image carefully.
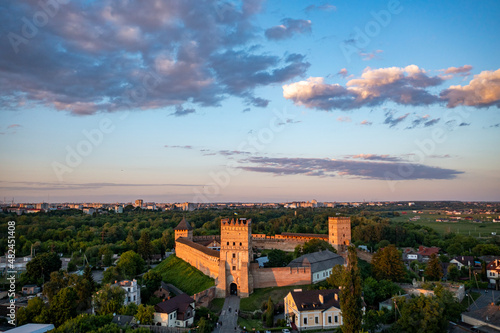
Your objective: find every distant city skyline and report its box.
[1,0,499,203]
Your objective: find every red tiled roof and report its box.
[418,246,440,256]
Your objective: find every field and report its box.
[390,211,500,238]
[152,255,215,295]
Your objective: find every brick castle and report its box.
[174,216,351,298]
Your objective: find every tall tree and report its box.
[392,295,446,333]
[93,284,126,315]
[83,264,95,292]
[16,297,47,325]
[135,304,155,324]
[326,264,345,289]
[340,246,363,333]
[424,254,443,281]
[49,287,78,327]
[116,250,145,279]
[294,239,336,257]
[266,249,292,267]
[26,252,62,282]
[371,245,406,282]
[265,297,274,327]
[138,231,153,262]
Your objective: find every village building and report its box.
[284,289,343,331]
[112,279,141,306]
[487,259,500,289]
[154,293,195,327]
[287,250,345,283]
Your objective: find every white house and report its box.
[287,250,344,283]
[154,293,195,327]
[112,279,141,306]
[284,289,343,330]
[487,260,500,289]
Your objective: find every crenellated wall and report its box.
[175,238,220,279]
[250,263,311,288]
[251,233,328,252]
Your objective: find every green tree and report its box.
[93,284,126,315]
[138,231,153,262]
[43,271,67,302]
[424,254,443,281]
[142,270,162,303]
[116,250,144,279]
[326,264,345,289]
[102,266,123,284]
[135,304,155,324]
[362,277,403,307]
[16,297,47,325]
[434,284,464,322]
[123,302,138,316]
[294,239,336,257]
[198,317,211,333]
[265,297,274,327]
[392,295,446,333]
[49,287,78,327]
[371,245,406,282]
[447,264,460,281]
[26,252,62,282]
[266,249,292,267]
[340,246,363,333]
[83,264,95,292]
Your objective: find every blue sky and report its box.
[0,0,499,203]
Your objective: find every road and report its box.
[214,296,240,333]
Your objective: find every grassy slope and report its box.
[152,255,215,295]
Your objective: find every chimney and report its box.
[334,293,338,301]
[319,294,324,304]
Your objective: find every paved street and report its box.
[214,296,240,333]
[466,288,500,310]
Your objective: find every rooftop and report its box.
[288,289,341,311]
[155,293,195,315]
[288,250,344,273]
[174,217,192,231]
[176,237,220,258]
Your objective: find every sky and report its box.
[0,0,499,203]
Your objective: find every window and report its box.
[233,242,235,246]
[240,242,242,246]
[304,317,307,325]
[335,316,338,323]
[133,295,136,301]
[227,242,229,245]
[232,266,236,270]
[315,317,319,324]
[328,316,332,324]
[232,253,236,258]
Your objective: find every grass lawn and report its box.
[390,212,500,238]
[152,255,215,295]
[239,285,311,312]
[208,298,225,313]
[238,317,264,330]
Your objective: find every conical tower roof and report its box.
[174,217,192,231]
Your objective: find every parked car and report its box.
[282,329,291,333]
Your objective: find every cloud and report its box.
[283,65,443,111]
[338,68,348,78]
[277,118,302,126]
[283,65,500,111]
[428,154,452,159]
[0,181,200,191]
[459,122,470,127]
[406,114,440,129]
[0,0,309,115]
[360,120,372,126]
[440,69,500,108]
[336,116,352,122]
[444,65,472,75]
[170,106,196,117]
[348,154,402,162]
[304,4,336,12]
[384,112,410,128]
[7,124,21,129]
[265,18,312,40]
[359,49,383,61]
[239,156,463,180]
[490,123,500,128]
[242,108,251,112]
[424,118,440,127]
[165,145,193,149]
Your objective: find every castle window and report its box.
[233,242,235,246]
[239,242,242,246]
[232,266,236,270]
[232,253,236,258]
[227,242,229,245]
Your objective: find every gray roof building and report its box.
[287,250,344,283]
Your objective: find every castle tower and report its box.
[217,218,253,298]
[328,217,351,252]
[174,217,193,241]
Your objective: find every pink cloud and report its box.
[441,69,500,108]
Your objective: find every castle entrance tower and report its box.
[328,217,351,252]
[174,217,193,241]
[216,218,253,297]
